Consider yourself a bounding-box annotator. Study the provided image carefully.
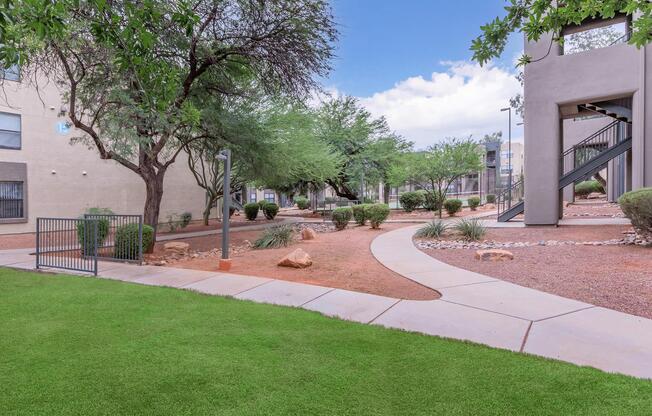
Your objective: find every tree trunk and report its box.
[142,169,166,252]
[383,183,390,204]
[593,172,607,189]
[325,179,358,200]
[202,195,217,226]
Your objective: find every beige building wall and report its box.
[0,80,211,234]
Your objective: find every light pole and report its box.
[501,107,512,205]
[217,149,232,271]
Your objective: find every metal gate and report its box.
[36,214,144,275]
[36,217,100,275]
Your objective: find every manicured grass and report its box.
[1,268,651,415]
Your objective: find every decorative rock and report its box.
[301,228,318,240]
[163,241,190,255]
[277,248,312,269]
[475,249,514,261]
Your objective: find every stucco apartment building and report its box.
[0,78,210,235]
[500,13,649,224]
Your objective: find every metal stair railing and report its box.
[496,178,524,218]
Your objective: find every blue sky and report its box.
[324,0,524,148]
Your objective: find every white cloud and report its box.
[357,61,522,149]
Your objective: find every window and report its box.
[264,192,275,203]
[1,64,19,82]
[0,112,21,149]
[0,181,23,219]
[249,192,257,202]
[563,18,628,55]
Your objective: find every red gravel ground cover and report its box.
[417,225,652,319]
[159,223,440,300]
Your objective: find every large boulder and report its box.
[475,249,514,261]
[277,248,312,268]
[301,228,317,240]
[163,241,190,256]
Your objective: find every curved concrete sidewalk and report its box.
[370,224,652,379]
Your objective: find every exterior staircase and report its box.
[497,99,632,222]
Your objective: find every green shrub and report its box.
[619,188,652,240]
[366,203,390,229]
[443,199,463,216]
[114,223,154,258]
[467,196,481,211]
[399,191,425,212]
[423,191,443,211]
[295,196,310,210]
[257,200,268,210]
[244,203,259,221]
[165,213,180,232]
[575,180,605,198]
[352,204,368,225]
[180,212,192,228]
[263,203,279,220]
[455,218,486,241]
[77,207,113,254]
[486,194,496,204]
[332,207,353,230]
[415,220,449,239]
[253,225,294,249]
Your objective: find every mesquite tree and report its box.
[0,0,337,240]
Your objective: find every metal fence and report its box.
[83,214,143,264]
[36,214,144,275]
[36,217,99,275]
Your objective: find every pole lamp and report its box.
[500,107,512,206]
[217,149,232,271]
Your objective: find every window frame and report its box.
[0,162,27,224]
[0,112,22,150]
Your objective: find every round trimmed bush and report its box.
[295,196,310,210]
[352,204,368,225]
[244,203,259,221]
[423,191,442,212]
[76,207,113,255]
[444,199,463,216]
[486,194,496,204]
[366,203,390,229]
[619,188,652,240]
[263,202,279,220]
[399,191,425,212]
[575,180,605,198]
[257,200,268,210]
[332,207,353,230]
[467,196,481,211]
[114,223,154,258]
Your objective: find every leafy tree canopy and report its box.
[471,0,652,66]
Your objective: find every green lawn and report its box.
[1,269,651,415]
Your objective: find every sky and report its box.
[323,0,524,149]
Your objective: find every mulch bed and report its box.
[158,223,440,301]
[416,225,652,319]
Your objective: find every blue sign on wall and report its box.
[56,121,70,135]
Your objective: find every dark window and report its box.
[0,112,21,149]
[1,64,20,82]
[0,181,23,219]
[264,192,275,203]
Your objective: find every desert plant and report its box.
[444,199,463,216]
[467,196,481,211]
[114,223,154,258]
[263,203,279,220]
[619,188,652,241]
[366,203,390,229]
[415,220,449,239]
[180,212,192,228]
[295,196,310,210]
[76,207,113,254]
[352,204,368,225]
[165,213,180,232]
[486,194,496,204]
[332,207,353,230]
[399,191,425,212]
[244,203,259,221]
[422,191,443,212]
[253,225,295,249]
[455,218,486,241]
